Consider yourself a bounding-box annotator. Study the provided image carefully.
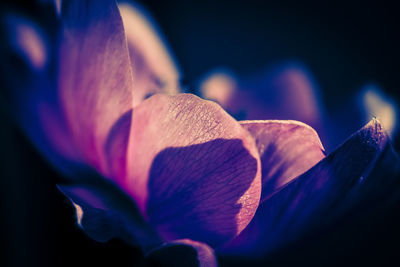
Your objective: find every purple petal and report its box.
[124,93,261,247]
[200,62,324,136]
[58,0,134,176]
[58,172,161,248]
[104,109,132,181]
[240,120,325,200]
[119,2,181,107]
[146,239,217,267]
[2,14,48,70]
[0,14,83,176]
[222,119,399,257]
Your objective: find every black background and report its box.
[1,0,400,266]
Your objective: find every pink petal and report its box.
[240,120,325,201]
[124,93,261,247]
[223,119,399,256]
[119,2,181,107]
[104,109,132,182]
[58,0,134,176]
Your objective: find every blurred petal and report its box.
[359,84,398,137]
[326,84,398,151]
[125,93,261,247]
[119,2,180,107]
[58,0,134,176]
[54,0,62,16]
[2,14,48,70]
[145,239,217,267]
[57,169,161,248]
[200,62,324,137]
[223,119,399,257]
[0,13,83,175]
[240,120,325,200]
[200,70,237,108]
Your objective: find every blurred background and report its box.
[138,0,400,151]
[1,0,400,266]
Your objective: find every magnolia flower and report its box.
[1,0,399,266]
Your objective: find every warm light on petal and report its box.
[360,85,398,137]
[240,120,325,200]
[223,119,399,257]
[119,2,181,106]
[200,70,237,107]
[125,93,261,247]
[4,15,48,70]
[58,0,134,176]
[72,202,84,226]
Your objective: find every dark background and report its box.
[1,0,400,266]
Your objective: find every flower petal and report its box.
[2,14,48,70]
[125,93,261,247]
[145,239,217,267]
[359,84,398,137]
[240,120,325,200]
[119,2,181,107]
[57,170,161,248]
[326,84,398,151]
[58,0,134,176]
[223,119,399,256]
[200,62,324,135]
[0,13,83,175]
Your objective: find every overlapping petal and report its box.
[4,0,263,252]
[223,119,399,257]
[4,1,399,266]
[240,120,325,200]
[58,0,134,176]
[0,12,83,176]
[119,2,181,107]
[124,93,261,247]
[58,170,160,248]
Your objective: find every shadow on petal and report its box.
[58,168,161,249]
[147,138,258,248]
[240,120,325,200]
[104,109,132,181]
[222,119,399,258]
[52,186,145,267]
[126,94,262,248]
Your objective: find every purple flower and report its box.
[2,0,399,265]
[199,64,399,151]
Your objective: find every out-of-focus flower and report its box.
[1,0,399,266]
[200,65,398,151]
